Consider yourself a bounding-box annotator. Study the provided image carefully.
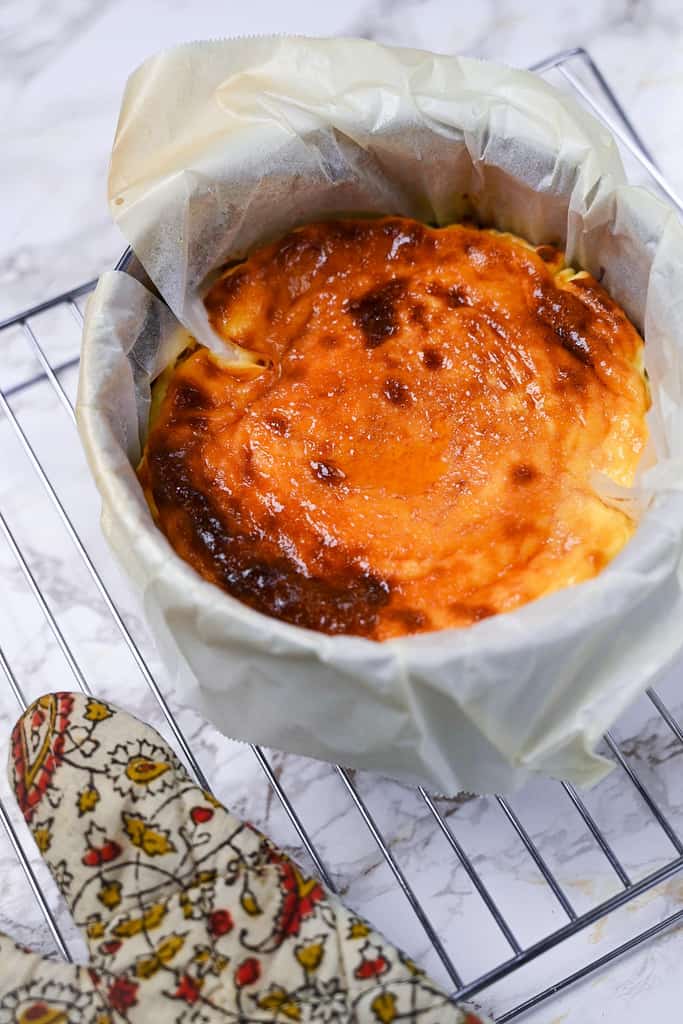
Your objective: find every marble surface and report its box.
[2,1,683,1021]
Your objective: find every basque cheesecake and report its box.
[138,217,648,640]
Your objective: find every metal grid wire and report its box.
[1,47,682,1020]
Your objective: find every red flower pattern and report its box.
[82,839,122,867]
[12,693,73,821]
[24,1005,50,1022]
[190,806,214,825]
[208,909,234,936]
[107,976,139,1012]
[269,850,325,938]
[100,940,122,956]
[355,955,389,980]
[235,957,261,987]
[175,974,202,1004]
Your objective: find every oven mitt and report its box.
[1,692,487,1023]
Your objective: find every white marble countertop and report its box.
[2,2,683,1021]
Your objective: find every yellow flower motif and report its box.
[135,954,160,980]
[295,939,324,972]
[98,880,122,910]
[371,992,397,1024]
[33,824,52,854]
[125,756,170,785]
[157,933,184,964]
[86,916,105,940]
[258,986,301,1020]
[134,934,184,979]
[291,864,320,900]
[77,787,100,815]
[144,902,167,930]
[123,814,176,856]
[193,870,216,885]
[113,902,167,938]
[85,699,113,722]
[202,789,222,808]
[241,890,262,916]
[96,1015,113,1024]
[193,945,229,977]
[348,918,371,939]
[114,918,142,939]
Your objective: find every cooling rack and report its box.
[1,47,683,1022]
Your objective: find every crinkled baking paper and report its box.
[77,36,683,794]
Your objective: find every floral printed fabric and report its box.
[1,692,487,1024]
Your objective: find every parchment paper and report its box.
[77,36,683,794]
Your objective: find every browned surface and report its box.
[139,218,648,640]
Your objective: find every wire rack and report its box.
[1,47,683,1021]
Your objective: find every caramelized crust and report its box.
[139,218,648,640]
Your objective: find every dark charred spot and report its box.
[242,447,256,485]
[326,220,371,244]
[186,415,208,432]
[310,459,347,485]
[410,302,428,327]
[421,347,444,370]
[555,365,588,393]
[534,284,594,367]
[196,356,226,383]
[511,463,538,485]
[346,279,404,349]
[220,268,247,301]
[205,269,246,325]
[275,232,324,270]
[172,383,211,411]
[383,377,412,406]
[266,413,289,436]
[448,286,470,308]
[427,281,470,308]
[387,607,429,632]
[560,332,593,366]
[536,244,561,263]
[449,602,495,623]
[145,437,389,637]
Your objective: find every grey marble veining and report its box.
[2,2,683,1021]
